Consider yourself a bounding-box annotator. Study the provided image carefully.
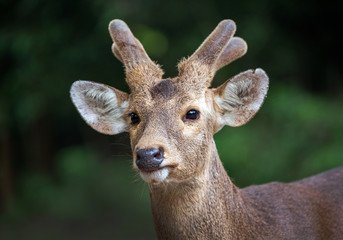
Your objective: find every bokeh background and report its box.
[1,0,342,239]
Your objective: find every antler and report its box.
[178,20,247,87]
[109,20,164,91]
[215,37,247,71]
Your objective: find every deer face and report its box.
[125,78,219,183]
[70,20,268,184]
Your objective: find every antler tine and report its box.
[109,20,164,90]
[215,37,247,71]
[180,20,236,70]
[192,20,236,65]
[178,20,236,87]
[111,42,123,63]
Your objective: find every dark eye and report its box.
[183,109,200,122]
[129,112,140,125]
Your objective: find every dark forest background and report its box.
[1,0,342,239]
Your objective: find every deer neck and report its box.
[148,139,261,239]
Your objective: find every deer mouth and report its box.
[138,165,178,183]
[140,164,177,173]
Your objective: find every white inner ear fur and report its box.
[214,68,269,127]
[70,80,129,135]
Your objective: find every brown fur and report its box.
[70,19,343,239]
[150,79,176,99]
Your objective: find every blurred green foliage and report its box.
[0,0,342,239]
[1,147,155,239]
[216,85,343,186]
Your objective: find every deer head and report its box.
[70,19,268,184]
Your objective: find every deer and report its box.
[70,19,343,239]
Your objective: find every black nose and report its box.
[136,147,164,171]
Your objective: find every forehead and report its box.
[130,78,205,109]
[150,78,177,100]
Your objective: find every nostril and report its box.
[154,147,164,160]
[135,147,164,171]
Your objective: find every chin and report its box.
[139,168,170,184]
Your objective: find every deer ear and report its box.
[70,81,129,135]
[214,68,269,127]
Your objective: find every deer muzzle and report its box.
[136,147,164,172]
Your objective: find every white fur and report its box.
[215,68,269,127]
[70,80,128,134]
[139,168,169,183]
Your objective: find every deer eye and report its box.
[129,112,140,125]
[183,109,200,122]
